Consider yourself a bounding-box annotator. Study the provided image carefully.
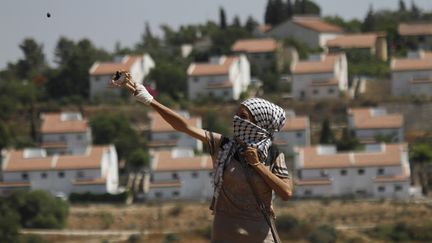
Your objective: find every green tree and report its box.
[232,15,241,28]
[0,123,10,150]
[324,16,362,33]
[127,149,150,170]
[16,38,47,80]
[308,224,337,243]
[265,0,276,25]
[399,0,407,12]
[46,37,111,99]
[0,201,20,243]
[219,7,227,29]
[148,61,187,101]
[286,0,293,19]
[135,22,160,52]
[7,190,69,229]
[362,5,376,32]
[293,0,321,15]
[245,16,258,33]
[319,119,335,144]
[336,128,360,151]
[410,143,432,195]
[411,0,420,18]
[90,113,145,160]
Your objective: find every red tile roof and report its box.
[297,144,407,169]
[292,17,343,33]
[348,108,403,129]
[73,178,106,185]
[40,113,88,134]
[392,59,432,71]
[152,150,212,172]
[231,38,279,53]
[3,145,110,172]
[292,54,342,74]
[398,22,432,36]
[281,117,309,131]
[187,56,238,76]
[295,178,332,186]
[326,32,385,49]
[89,55,142,76]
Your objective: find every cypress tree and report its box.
[219,7,227,29]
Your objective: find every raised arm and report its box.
[149,99,207,142]
[110,70,207,143]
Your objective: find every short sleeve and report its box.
[205,131,222,157]
[271,153,290,178]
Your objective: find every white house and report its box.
[40,112,92,155]
[348,107,404,144]
[147,149,213,201]
[0,145,119,197]
[273,110,310,154]
[187,55,251,101]
[326,32,388,61]
[266,16,343,48]
[231,38,284,74]
[398,22,432,50]
[391,51,432,97]
[148,111,202,152]
[291,53,348,100]
[89,54,155,100]
[294,143,411,199]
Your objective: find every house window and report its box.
[340,169,347,176]
[304,190,312,196]
[77,134,82,140]
[60,135,66,141]
[209,91,214,97]
[95,76,100,81]
[22,173,29,180]
[209,172,213,177]
[358,169,365,175]
[296,132,302,138]
[191,172,199,178]
[378,186,385,192]
[395,185,403,191]
[172,172,179,180]
[76,171,85,178]
[377,168,385,175]
[328,88,334,94]
[313,89,319,95]
[58,171,65,178]
[266,53,273,59]
[194,77,199,83]
[172,191,180,197]
[41,172,47,179]
[223,91,229,96]
[320,169,328,177]
[155,192,163,198]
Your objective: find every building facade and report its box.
[40,112,92,155]
[294,144,411,199]
[266,16,343,48]
[391,51,432,97]
[291,53,348,100]
[147,149,213,201]
[274,111,310,154]
[187,55,250,101]
[0,145,119,197]
[348,107,404,144]
[148,111,203,152]
[89,54,155,100]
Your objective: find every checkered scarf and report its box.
[211,98,286,211]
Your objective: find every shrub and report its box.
[169,204,184,217]
[195,225,212,240]
[308,224,337,243]
[276,214,299,232]
[164,233,181,243]
[69,191,130,203]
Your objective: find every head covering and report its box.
[211,98,286,211]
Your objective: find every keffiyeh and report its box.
[211,98,286,211]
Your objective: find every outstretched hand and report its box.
[110,70,136,94]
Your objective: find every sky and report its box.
[1,0,432,70]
